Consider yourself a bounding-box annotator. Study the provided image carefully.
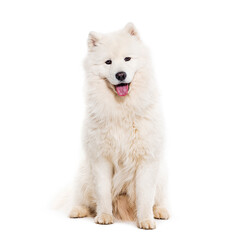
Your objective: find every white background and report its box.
[0,0,234,239]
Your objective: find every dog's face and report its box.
[86,23,148,97]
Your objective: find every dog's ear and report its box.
[88,31,102,50]
[123,23,140,39]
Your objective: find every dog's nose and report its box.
[115,72,127,81]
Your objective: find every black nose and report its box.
[115,71,127,81]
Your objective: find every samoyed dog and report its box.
[68,23,169,230]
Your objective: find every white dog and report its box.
[69,23,169,229]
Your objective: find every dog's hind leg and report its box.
[69,163,95,218]
[153,172,170,220]
[153,205,169,220]
[69,205,90,218]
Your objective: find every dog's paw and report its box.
[137,219,156,230]
[153,206,169,220]
[94,213,113,225]
[69,206,89,218]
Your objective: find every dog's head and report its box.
[85,23,149,97]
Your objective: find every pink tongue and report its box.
[116,84,129,96]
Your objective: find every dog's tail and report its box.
[51,184,73,214]
[113,194,136,221]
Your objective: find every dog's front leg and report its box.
[136,160,157,229]
[92,158,113,225]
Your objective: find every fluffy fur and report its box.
[69,23,169,229]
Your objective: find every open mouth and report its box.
[114,83,130,97]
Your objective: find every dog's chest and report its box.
[103,117,148,164]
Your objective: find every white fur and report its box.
[69,23,169,229]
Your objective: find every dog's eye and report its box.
[105,60,112,65]
[124,57,131,62]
